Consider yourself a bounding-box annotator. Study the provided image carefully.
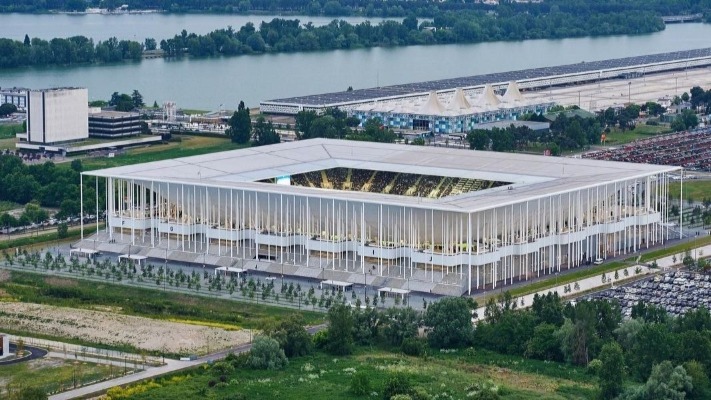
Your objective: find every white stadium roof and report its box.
[85,139,678,212]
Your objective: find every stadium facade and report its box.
[81,140,681,296]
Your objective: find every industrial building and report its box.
[88,110,143,138]
[80,139,680,296]
[351,83,554,134]
[23,87,88,145]
[260,47,711,115]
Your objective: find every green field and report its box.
[669,180,711,202]
[0,136,17,150]
[79,135,247,171]
[0,356,127,397]
[603,124,671,145]
[109,348,598,400]
[0,270,324,331]
[0,123,23,139]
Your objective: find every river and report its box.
[0,20,710,110]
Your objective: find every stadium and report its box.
[80,139,680,296]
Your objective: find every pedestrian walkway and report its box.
[473,242,711,322]
[473,265,653,322]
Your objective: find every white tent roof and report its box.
[474,84,501,108]
[502,81,525,103]
[418,91,447,115]
[447,87,472,110]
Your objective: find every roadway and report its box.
[48,324,326,400]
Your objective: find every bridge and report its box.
[662,13,704,23]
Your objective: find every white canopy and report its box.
[417,91,447,115]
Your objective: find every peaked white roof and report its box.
[502,81,525,103]
[474,84,501,108]
[447,88,472,110]
[418,91,447,115]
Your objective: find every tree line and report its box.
[1,7,667,69]
[467,110,603,154]
[2,0,710,20]
[157,11,664,58]
[0,157,103,228]
[198,291,711,399]
[225,107,397,146]
[0,35,142,69]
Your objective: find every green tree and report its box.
[0,103,18,117]
[424,297,473,349]
[264,314,313,358]
[144,38,157,51]
[683,360,711,400]
[619,361,692,400]
[381,307,419,347]
[599,341,625,399]
[248,335,288,370]
[57,222,69,239]
[131,90,144,108]
[252,116,280,146]
[468,129,490,150]
[226,101,252,144]
[325,304,354,355]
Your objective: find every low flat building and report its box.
[89,110,143,138]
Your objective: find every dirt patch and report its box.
[0,269,10,283]
[0,302,251,355]
[44,277,78,287]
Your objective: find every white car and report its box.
[593,258,604,265]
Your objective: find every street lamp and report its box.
[628,82,631,104]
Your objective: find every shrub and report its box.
[465,381,501,400]
[313,330,329,349]
[587,359,602,376]
[208,380,217,387]
[248,335,288,370]
[383,373,412,400]
[350,370,371,396]
[401,338,424,357]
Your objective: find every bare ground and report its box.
[0,302,251,354]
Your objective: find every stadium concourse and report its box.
[583,127,711,172]
[79,139,680,296]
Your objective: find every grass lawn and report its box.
[0,356,126,397]
[79,135,247,171]
[502,261,628,299]
[0,136,17,150]
[116,348,597,400]
[0,270,324,331]
[639,235,711,263]
[669,180,711,202]
[0,123,23,139]
[603,124,671,145]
